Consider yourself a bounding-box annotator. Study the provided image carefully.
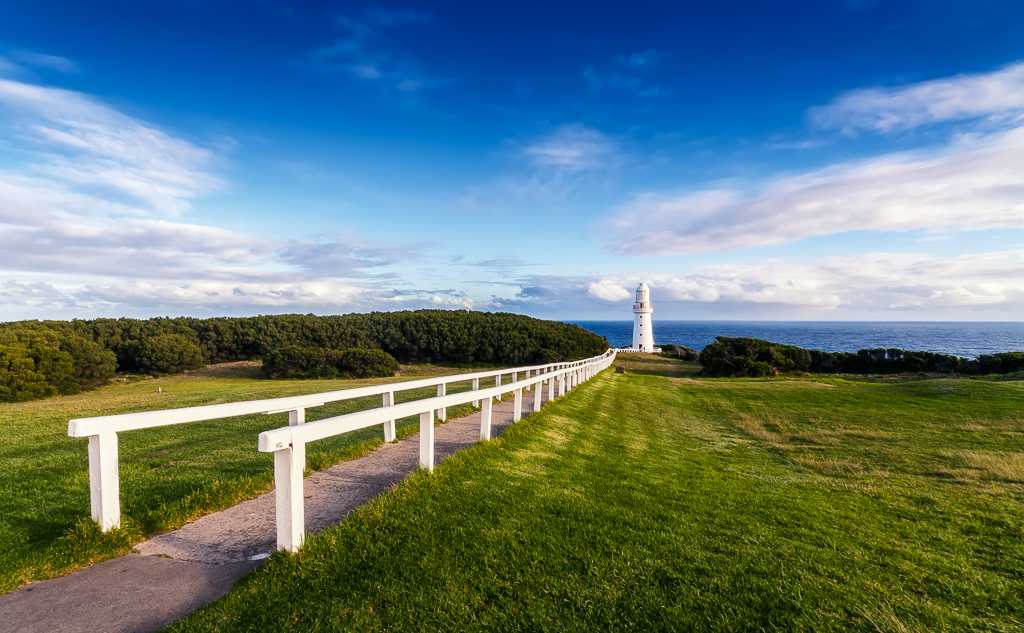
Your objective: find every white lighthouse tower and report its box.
[631,282,655,352]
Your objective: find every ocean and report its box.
[570,321,1024,359]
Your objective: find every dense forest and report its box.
[699,336,1024,377]
[0,311,608,402]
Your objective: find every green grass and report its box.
[0,361,489,593]
[168,355,1024,632]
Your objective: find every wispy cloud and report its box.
[11,50,78,73]
[524,124,618,173]
[0,76,459,319]
[0,77,219,214]
[810,61,1024,134]
[584,49,668,98]
[310,6,443,93]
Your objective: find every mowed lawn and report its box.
[170,356,1024,632]
[0,362,484,593]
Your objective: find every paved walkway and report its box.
[0,391,545,633]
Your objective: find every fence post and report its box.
[419,410,435,471]
[88,432,120,531]
[533,380,542,412]
[436,383,447,421]
[548,377,555,402]
[382,392,396,442]
[274,439,305,552]
[472,378,480,408]
[513,388,523,421]
[496,374,502,401]
[480,396,493,440]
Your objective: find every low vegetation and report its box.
[262,346,400,379]
[0,311,608,402]
[169,354,1023,632]
[0,362,487,593]
[701,336,1024,377]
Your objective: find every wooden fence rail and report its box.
[68,350,616,534]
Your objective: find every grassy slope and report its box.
[170,355,1023,632]
[0,362,484,593]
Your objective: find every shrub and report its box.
[0,343,55,401]
[262,346,398,379]
[136,334,205,374]
[700,337,810,377]
[700,336,999,377]
[661,344,699,361]
[976,352,1024,374]
[0,326,116,399]
[332,348,399,378]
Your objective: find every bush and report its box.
[0,326,116,400]
[700,337,810,377]
[661,344,699,361]
[0,343,55,401]
[333,348,400,378]
[262,346,398,379]
[699,336,1009,377]
[976,352,1024,374]
[136,334,205,374]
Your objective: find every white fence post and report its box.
[88,433,120,531]
[533,380,542,412]
[274,440,305,552]
[548,377,555,402]
[382,392,396,442]
[495,374,502,401]
[513,388,523,421]
[419,410,435,471]
[436,383,447,421]
[480,396,493,440]
[472,378,480,408]
[288,408,305,426]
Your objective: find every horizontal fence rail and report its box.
[259,349,617,551]
[68,350,616,533]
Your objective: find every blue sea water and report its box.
[570,321,1024,358]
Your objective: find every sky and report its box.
[1,1,1023,322]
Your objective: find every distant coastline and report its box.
[570,320,1024,358]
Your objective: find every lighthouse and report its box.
[631,282,655,352]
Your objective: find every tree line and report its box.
[699,336,1024,377]
[0,311,609,402]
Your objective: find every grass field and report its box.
[167,354,1024,632]
[0,361,488,593]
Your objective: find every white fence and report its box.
[68,350,616,549]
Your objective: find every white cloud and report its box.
[810,61,1024,134]
[524,124,617,172]
[0,76,454,319]
[587,279,631,302]
[608,126,1024,254]
[499,249,1024,319]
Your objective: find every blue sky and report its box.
[1,1,1023,321]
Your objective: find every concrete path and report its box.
[0,391,544,633]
